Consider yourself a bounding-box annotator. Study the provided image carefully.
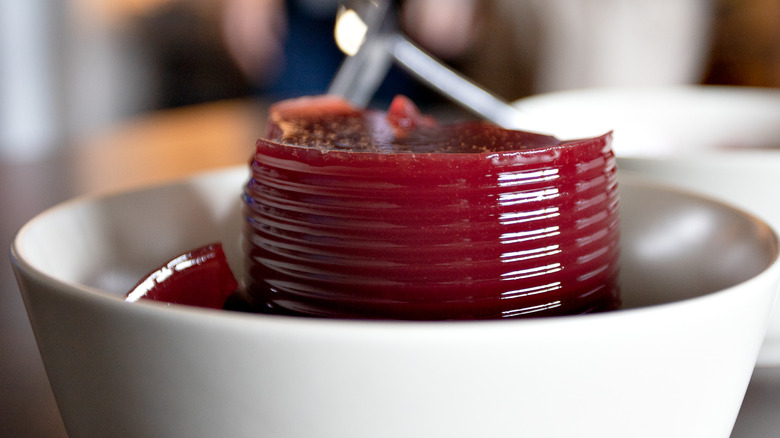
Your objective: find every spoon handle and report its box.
[326,0,548,133]
[327,37,394,107]
[386,34,528,130]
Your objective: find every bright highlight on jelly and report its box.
[242,95,620,319]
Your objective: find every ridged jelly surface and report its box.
[243,96,620,319]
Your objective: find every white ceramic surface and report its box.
[619,154,780,366]
[514,85,780,156]
[11,167,780,438]
[515,85,780,365]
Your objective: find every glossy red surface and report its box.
[244,96,620,319]
[126,243,238,309]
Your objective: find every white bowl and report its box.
[515,85,780,157]
[11,167,780,438]
[515,85,780,365]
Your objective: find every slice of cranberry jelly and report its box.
[126,243,238,309]
[244,95,619,319]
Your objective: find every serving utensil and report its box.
[327,0,545,132]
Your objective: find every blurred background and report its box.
[1,1,779,437]
[2,0,779,162]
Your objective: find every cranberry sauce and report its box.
[243,96,620,319]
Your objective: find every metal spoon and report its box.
[327,0,547,133]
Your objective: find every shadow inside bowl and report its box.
[617,174,777,308]
[14,167,778,314]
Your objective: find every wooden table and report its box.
[2,97,779,437]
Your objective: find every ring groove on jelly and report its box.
[244,134,619,320]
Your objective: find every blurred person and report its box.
[126,0,720,115]
[221,0,483,107]
[134,0,253,108]
[223,0,716,109]
[222,0,340,98]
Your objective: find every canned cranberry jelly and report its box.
[243,95,619,319]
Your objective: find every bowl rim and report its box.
[10,166,780,332]
[513,85,780,156]
[513,84,780,108]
